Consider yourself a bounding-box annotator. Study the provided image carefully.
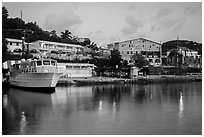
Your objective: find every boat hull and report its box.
[9,73,61,90]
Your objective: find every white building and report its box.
[29,40,84,55]
[108,38,162,66]
[57,63,96,78]
[6,38,27,52]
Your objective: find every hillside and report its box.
[162,40,202,55]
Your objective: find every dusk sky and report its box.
[2,2,202,46]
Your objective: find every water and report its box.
[2,82,202,135]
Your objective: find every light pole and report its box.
[22,29,34,59]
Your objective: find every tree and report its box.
[131,53,149,68]
[162,40,202,55]
[2,37,9,62]
[80,38,91,46]
[110,49,123,68]
[167,49,183,67]
[60,29,73,44]
[2,7,9,20]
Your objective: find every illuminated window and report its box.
[37,61,42,66]
[51,61,56,66]
[43,60,50,65]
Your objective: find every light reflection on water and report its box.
[2,82,202,135]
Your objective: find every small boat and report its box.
[9,58,62,93]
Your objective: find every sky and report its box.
[2,2,202,47]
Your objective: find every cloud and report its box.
[159,17,186,32]
[44,8,82,33]
[151,25,156,32]
[172,18,186,32]
[155,8,172,19]
[121,15,143,36]
[87,30,102,37]
[184,3,201,15]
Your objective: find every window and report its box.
[131,51,133,54]
[155,59,160,63]
[127,51,129,54]
[66,66,72,69]
[16,43,19,46]
[43,60,50,65]
[73,66,80,70]
[37,61,42,66]
[51,61,56,66]
[10,42,12,45]
[81,66,88,69]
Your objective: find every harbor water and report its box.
[2,82,202,135]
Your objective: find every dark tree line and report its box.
[162,40,202,55]
[2,6,91,46]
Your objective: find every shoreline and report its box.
[57,75,202,86]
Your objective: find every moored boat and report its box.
[9,58,62,93]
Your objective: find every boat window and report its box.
[66,66,72,70]
[73,66,80,70]
[51,61,55,66]
[43,60,50,65]
[81,66,88,69]
[37,61,42,66]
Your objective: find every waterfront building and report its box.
[57,63,96,78]
[108,38,162,66]
[167,47,202,68]
[29,40,84,55]
[5,38,27,53]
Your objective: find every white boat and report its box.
[9,58,62,93]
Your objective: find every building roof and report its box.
[109,37,162,45]
[6,38,24,43]
[30,40,84,48]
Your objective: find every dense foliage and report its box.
[2,7,91,46]
[162,40,202,55]
[131,53,149,68]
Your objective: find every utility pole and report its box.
[160,41,162,65]
[20,10,22,19]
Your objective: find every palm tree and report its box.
[60,29,73,44]
[60,29,72,39]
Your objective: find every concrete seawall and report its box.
[57,75,202,86]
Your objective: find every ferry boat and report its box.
[9,58,62,93]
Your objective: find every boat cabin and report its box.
[11,59,58,73]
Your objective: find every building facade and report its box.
[57,63,96,78]
[108,38,162,66]
[6,38,28,53]
[29,40,84,55]
[167,47,202,68]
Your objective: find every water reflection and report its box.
[178,92,184,120]
[3,82,202,135]
[3,88,53,135]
